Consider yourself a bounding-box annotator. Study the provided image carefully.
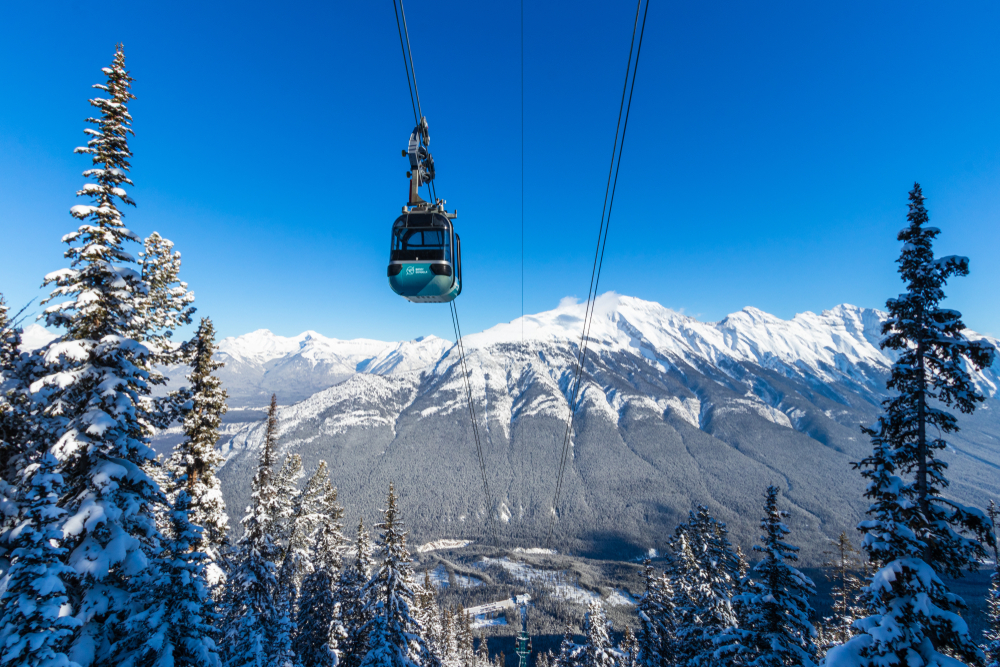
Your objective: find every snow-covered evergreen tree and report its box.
[669,509,737,667]
[716,485,817,667]
[553,627,579,667]
[475,636,491,667]
[819,533,864,650]
[168,317,228,558]
[666,531,703,666]
[413,571,442,661]
[340,516,375,667]
[619,626,638,667]
[358,484,432,667]
[295,515,347,667]
[113,489,221,667]
[986,569,1000,667]
[0,453,80,667]
[282,460,340,603]
[983,500,999,667]
[135,231,195,349]
[30,44,197,667]
[635,560,670,667]
[826,184,994,667]
[223,394,293,667]
[0,292,36,568]
[579,602,615,667]
[455,606,474,667]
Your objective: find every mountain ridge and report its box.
[209,294,1000,563]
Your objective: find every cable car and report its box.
[388,117,462,303]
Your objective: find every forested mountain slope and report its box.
[165,294,999,562]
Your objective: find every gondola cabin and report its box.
[387,208,462,303]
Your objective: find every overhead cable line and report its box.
[450,301,502,549]
[546,0,651,548]
[392,0,500,548]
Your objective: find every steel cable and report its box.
[546,0,651,548]
[393,0,500,548]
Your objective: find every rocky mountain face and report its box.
[164,294,999,563]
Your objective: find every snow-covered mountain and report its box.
[207,294,1000,562]
[213,329,452,407]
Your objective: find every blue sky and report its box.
[2,1,998,342]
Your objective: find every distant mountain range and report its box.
[21,293,999,562]
[176,293,998,562]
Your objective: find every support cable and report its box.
[546,0,651,548]
[450,301,502,548]
[392,0,500,547]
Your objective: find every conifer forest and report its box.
[3,28,1000,667]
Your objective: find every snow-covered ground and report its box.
[425,564,483,589]
[477,557,635,607]
[417,539,474,553]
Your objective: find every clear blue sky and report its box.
[2,1,998,341]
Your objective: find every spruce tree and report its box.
[169,317,229,559]
[619,626,639,667]
[0,293,35,542]
[223,394,293,667]
[827,184,995,667]
[414,571,442,661]
[475,636,490,667]
[32,44,195,667]
[359,484,433,667]
[0,453,79,667]
[552,627,579,667]
[580,602,615,667]
[295,517,347,667]
[275,453,304,557]
[820,533,864,649]
[114,490,221,667]
[984,500,999,667]
[282,460,340,601]
[635,560,670,667]
[340,516,375,667]
[669,510,737,667]
[665,531,702,666]
[455,606,474,667]
[716,486,817,667]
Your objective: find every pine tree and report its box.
[665,531,703,666]
[340,517,375,667]
[717,486,817,667]
[0,453,80,667]
[819,533,864,650]
[223,394,293,667]
[475,636,491,667]
[984,500,999,667]
[0,292,36,553]
[282,460,340,602]
[295,515,347,667]
[579,602,615,667]
[619,626,639,667]
[275,453,304,557]
[114,489,221,667]
[169,317,229,559]
[359,484,433,667]
[669,509,737,667]
[455,606,474,667]
[30,44,196,667]
[414,571,442,661]
[827,184,995,667]
[635,560,670,667]
[552,627,579,667]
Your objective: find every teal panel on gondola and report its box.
[388,263,460,303]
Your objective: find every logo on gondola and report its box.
[405,266,415,276]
